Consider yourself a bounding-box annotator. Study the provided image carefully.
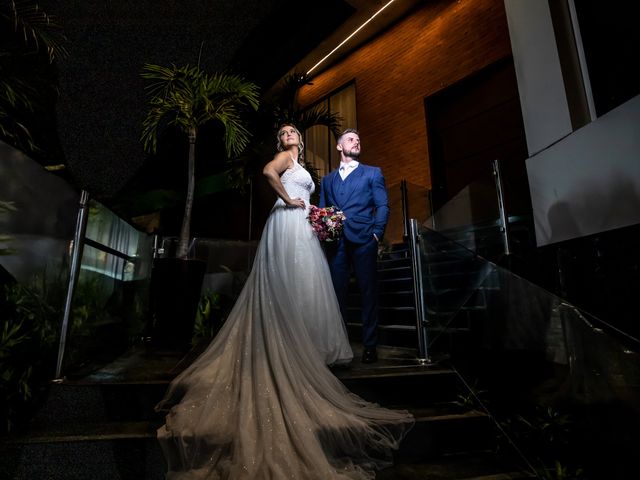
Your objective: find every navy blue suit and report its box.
[319,164,389,348]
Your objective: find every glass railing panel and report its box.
[415,222,640,479]
[61,200,154,377]
[426,165,506,261]
[416,226,496,353]
[191,237,258,301]
[404,180,432,226]
[386,180,431,245]
[1,142,83,430]
[426,165,499,228]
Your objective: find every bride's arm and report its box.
[263,152,305,208]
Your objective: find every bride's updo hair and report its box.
[276,123,304,163]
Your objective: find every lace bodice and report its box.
[280,162,315,203]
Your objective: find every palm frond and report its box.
[141,63,259,157]
[0,200,17,214]
[140,99,183,153]
[142,64,195,99]
[204,73,260,111]
[295,104,343,138]
[276,72,309,112]
[0,109,38,152]
[0,76,36,110]
[2,0,68,61]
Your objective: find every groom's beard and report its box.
[345,151,360,160]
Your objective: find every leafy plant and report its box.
[192,290,223,340]
[0,200,17,255]
[0,0,67,153]
[227,72,343,194]
[497,403,584,479]
[538,460,584,480]
[513,405,573,447]
[1,279,59,432]
[455,380,489,410]
[140,63,260,258]
[0,263,149,431]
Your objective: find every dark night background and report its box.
[36,0,355,237]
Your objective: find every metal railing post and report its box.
[54,189,90,380]
[492,159,511,255]
[400,179,409,240]
[409,218,431,363]
[427,189,436,230]
[248,177,253,242]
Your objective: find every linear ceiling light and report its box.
[306,0,398,76]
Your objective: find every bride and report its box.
[156,124,414,479]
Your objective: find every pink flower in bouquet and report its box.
[307,205,346,242]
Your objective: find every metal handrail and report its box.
[492,159,511,255]
[55,189,90,380]
[409,218,431,363]
[400,179,409,239]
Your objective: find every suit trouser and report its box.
[327,236,379,348]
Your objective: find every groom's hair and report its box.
[337,128,359,142]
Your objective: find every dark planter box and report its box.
[149,257,206,350]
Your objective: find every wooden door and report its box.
[425,57,530,216]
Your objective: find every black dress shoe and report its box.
[361,347,378,364]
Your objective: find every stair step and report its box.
[379,276,413,288]
[0,340,513,480]
[337,363,465,406]
[0,430,165,480]
[349,291,416,308]
[377,450,535,480]
[380,244,410,257]
[399,408,495,460]
[7,404,484,446]
[26,382,169,428]
[5,420,159,444]
[378,257,412,269]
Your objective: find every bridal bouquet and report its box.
[308,205,346,242]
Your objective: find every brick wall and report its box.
[297,0,513,241]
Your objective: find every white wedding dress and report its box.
[156,162,414,479]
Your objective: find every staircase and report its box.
[346,243,419,349]
[0,234,531,480]
[346,238,499,364]
[0,347,179,480]
[0,341,534,479]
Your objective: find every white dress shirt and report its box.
[339,161,359,180]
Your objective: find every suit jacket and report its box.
[319,164,389,243]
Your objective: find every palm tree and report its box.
[271,73,342,134]
[228,72,342,193]
[140,63,259,258]
[0,0,67,153]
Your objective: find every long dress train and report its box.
[156,163,414,479]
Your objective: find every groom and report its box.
[319,129,389,364]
